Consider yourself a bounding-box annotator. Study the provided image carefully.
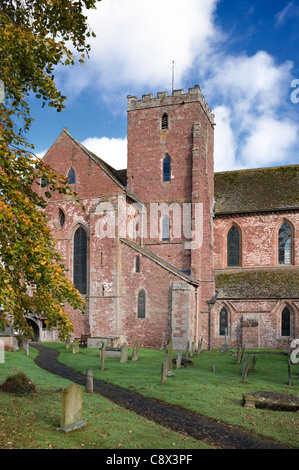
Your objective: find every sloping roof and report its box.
[214,165,299,214]
[215,267,299,299]
[120,238,199,286]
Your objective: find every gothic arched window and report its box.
[219,307,228,336]
[281,307,291,336]
[227,226,240,266]
[73,226,87,295]
[68,167,76,185]
[161,113,169,130]
[163,155,171,182]
[278,222,292,265]
[59,208,65,228]
[162,215,170,241]
[137,289,146,318]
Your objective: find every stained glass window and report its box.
[68,167,76,184]
[163,155,171,182]
[227,226,240,266]
[138,289,146,318]
[73,226,87,295]
[281,307,290,336]
[278,223,292,265]
[219,307,228,336]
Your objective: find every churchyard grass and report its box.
[0,347,211,449]
[48,342,299,448]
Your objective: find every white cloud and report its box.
[240,117,298,167]
[60,0,220,100]
[206,51,296,169]
[81,136,127,170]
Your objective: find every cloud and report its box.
[206,51,296,169]
[81,136,127,170]
[275,2,299,26]
[60,0,220,100]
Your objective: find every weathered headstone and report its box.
[167,339,173,371]
[161,356,168,384]
[185,341,190,358]
[72,340,79,354]
[56,384,86,433]
[65,339,70,350]
[86,368,93,393]
[211,364,215,373]
[175,351,182,369]
[100,343,105,370]
[242,354,250,383]
[120,345,129,363]
[221,328,230,352]
[190,341,195,358]
[25,343,29,356]
[131,343,140,361]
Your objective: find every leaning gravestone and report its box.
[100,343,105,370]
[56,384,86,433]
[167,339,173,371]
[86,368,93,393]
[175,351,182,369]
[161,355,168,384]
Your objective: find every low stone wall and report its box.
[0,335,19,351]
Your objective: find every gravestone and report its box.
[175,351,182,369]
[167,339,173,371]
[161,356,168,384]
[185,341,190,358]
[221,328,230,352]
[100,343,105,370]
[131,343,140,361]
[25,343,29,356]
[120,346,129,363]
[86,368,93,393]
[56,384,86,433]
[72,340,79,354]
[65,339,70,350]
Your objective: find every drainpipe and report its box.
[207,291,218,351]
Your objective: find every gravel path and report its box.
[32,343,292,450]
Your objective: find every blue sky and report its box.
[28,0,299,172]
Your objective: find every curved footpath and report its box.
[32,344,292,450]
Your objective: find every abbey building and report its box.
[35,86,299,350]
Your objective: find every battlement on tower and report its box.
[127,85,215,125]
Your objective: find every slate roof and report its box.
[215,267,299,299]
[214,165,299,215]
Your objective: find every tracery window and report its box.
[68,167,76,185]
[163,155,171,182]
[219,307,228,336]
[281,307,291,336]
[73,226,87,295]
[278,222,292,265]
[227,226,240,266]
[137,289,146,318]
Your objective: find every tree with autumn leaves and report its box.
[0,0,100,340]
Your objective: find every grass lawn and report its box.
[0,346,211,450]
[0,343,298,449]
[48,342,299,448]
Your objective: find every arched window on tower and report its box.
[137,289,146,318]
[162,215,170,241]
[281,307,291,336]
[59,208,65,228]
[161,113,169,130]
[73,226,87,295]
[219,307,228,336]
[278,222,292,265]
[163,154,171,182]
[227,226,240,267]
[68,167,76,185]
